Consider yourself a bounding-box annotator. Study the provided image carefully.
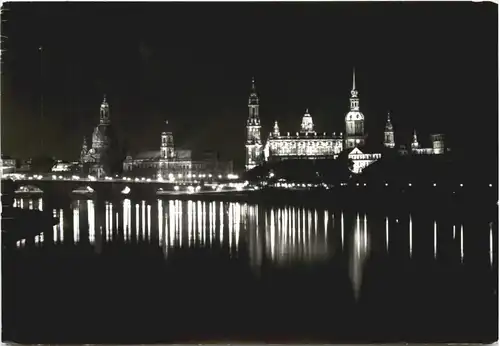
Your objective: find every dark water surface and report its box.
[3,196,498,343]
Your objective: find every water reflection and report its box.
[11,197,496,274]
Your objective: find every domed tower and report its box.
[80,136,88,162]
[245,77,263,171]
[300,109,315,134]
[383,112,395,148]
[273,120,280,137]
[345,68,365,149]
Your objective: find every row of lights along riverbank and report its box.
[3,173,495,189]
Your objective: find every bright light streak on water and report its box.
[434,221,437,258]
[123,199,131,241]
[453,224,456,239]
[270,209,275,260]
[385,217,389,251]
[141,201,146,239]
[59,209,64,242]
[135,204,139,239]
[460,224,464,262]
[158,200,163,244]
[490,223,494,265]
[73,204,80,243]
[202,202,207,246]
[197,201,203,246]
[88,200,95,244]
[209,202,214,245]
[38,197,43,211]
[188,201,193,247]
[168,201,175,248]
[29,200,33,210]
[364,214,367,249]
[177,201,183,247]
[341,211,345,249]
[409,214,413,258]
[219,202,224,245]
[147,204,151,240]
[20,199,23,209]
[229,204,234,251]
[110,203,113,236]
[235,204,240,251]
[105,203,110,241]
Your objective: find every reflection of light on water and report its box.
[110,203,113,236]
[147,204,151,240]
[168,201,175,248]
[88,200,95,244]
[409,214,413,257]
[177,201,183,247]
[434,221,437,258]
[38,198,43,211]
[341,212,344,249]
[235,203,240,251]
[269,209,275,260]
[141,201,146,239]
[158,200,163,244]
[460,224,464,262]
[73,202,80,243]
[198,201,203,246]
[123,199,131,241]
[490,223,494,265]
[188,201,193,247]
[59,209,64,242]
[29,200,33,210]
[453,224,456,239]
[219,202,224,245]
[350,213,370,300]
[135,203,139,239]
[385,217,389,251]
[105,203,111,241]
[202,202,207,246]
[20,199,24,209]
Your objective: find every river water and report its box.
[3,196,498,343]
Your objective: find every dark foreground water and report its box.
[3,196,498,343]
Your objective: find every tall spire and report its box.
[351,67,358,98]
[352,67,356,91]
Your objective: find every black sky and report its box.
[1,2,497,169]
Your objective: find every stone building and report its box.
[246,69,448,174]
[80,96,123,178]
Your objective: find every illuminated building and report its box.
[246,69,449,174]
[123,126,233,179]
[80,96,121,178]
[245,77,263,171]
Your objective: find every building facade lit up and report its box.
[246,69,449,174]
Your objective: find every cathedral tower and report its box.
[383,112,395,148]
[300,108,315,134]
[245,77,262,171]
[100,95,110,124]
[161,130,175,160]
[345,68,365,149]
[411,129,420,151]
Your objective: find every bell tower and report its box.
[245,77,263,171]
[344,68,366,149]
[383,112,395,148]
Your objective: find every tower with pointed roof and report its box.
[245,77,263,171]
[411,129,420,151]
[300,108,315,134]
[273,121,280,137]
[345,68,365,149]
[383,112,395,149]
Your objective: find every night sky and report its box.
[1,2,497,170]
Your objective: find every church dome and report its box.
[345,110,364,121]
